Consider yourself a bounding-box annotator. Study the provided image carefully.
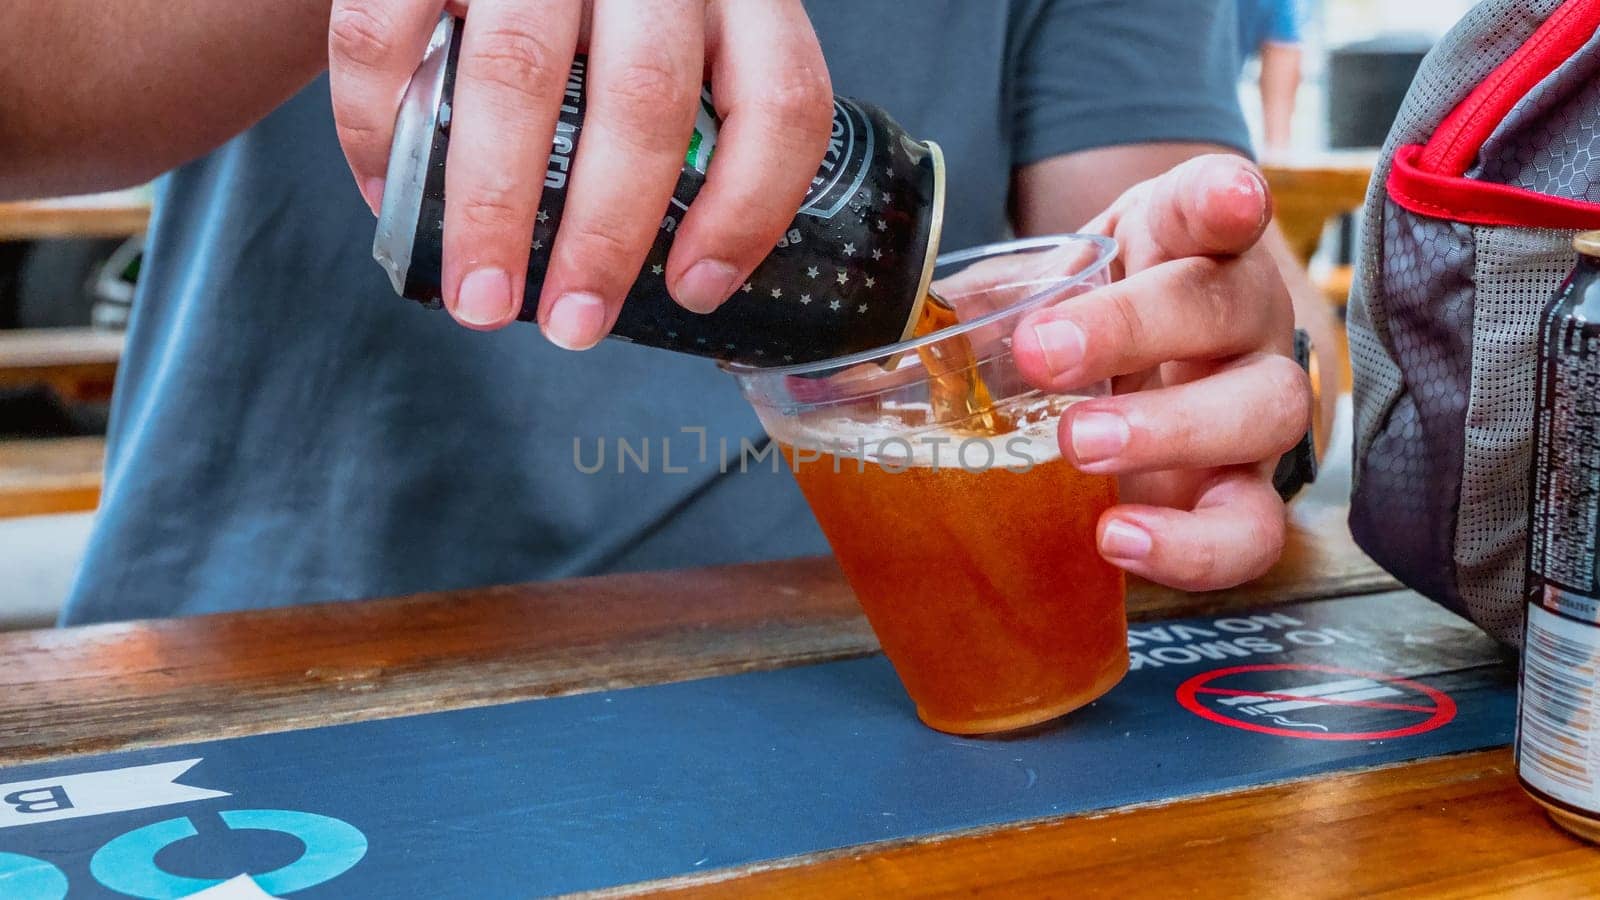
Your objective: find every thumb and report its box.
[1116,154,1272,272]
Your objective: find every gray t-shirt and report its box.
[62,0,1247,624]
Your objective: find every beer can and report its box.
[374,16,946,367]
[1518,229,1600,844]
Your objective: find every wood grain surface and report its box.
[6,494,1570,898]
[0,436,104,517]
[0,499,1389,767]
[7,175,1574,899]
[622,750,1594,899]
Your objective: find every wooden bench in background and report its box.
[0,436,105,518]
[0,326,121,518]
[0,188,144,402]
[1262,153,1376,268]
[1264,153,1376,396]
[0,189,152,242]
[0,327,125,404]
[0,190,145,519]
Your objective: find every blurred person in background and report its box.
[1238,0,1307,158]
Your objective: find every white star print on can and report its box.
[374,14,947,368]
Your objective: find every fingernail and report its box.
[1031,319,1087,375]
[1071,412,1131,464]
[674,260,741,314]
[544,292,608,350]
[454,268,514,327]
[1230,165,1265,198]
[1235,168,1271,228]
[363,177,386,215]
[1101,520,1153,562]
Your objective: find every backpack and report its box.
[1350,0,1600,645]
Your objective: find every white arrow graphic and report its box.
[0,759,229,829]
[185,875,280,899]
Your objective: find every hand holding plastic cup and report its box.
[727,235,1126,734]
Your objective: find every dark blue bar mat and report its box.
[0,592,1516,899]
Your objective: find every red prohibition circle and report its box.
[1175,663,1458,741]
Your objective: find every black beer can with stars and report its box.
[374,16,946,367]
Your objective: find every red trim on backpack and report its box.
[1389,144,1600,229]
[1419,0,1600,177]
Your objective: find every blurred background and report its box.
[0,0,1474,629]
[1240,0,1477,152]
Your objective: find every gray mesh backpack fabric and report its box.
[1350,0,1600,645]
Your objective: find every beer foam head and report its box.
[778,403,1064,469]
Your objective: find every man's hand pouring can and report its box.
[374,17,946,367]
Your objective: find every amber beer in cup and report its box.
[728,235,1126,734]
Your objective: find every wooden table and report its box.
[0,190,152,242]
[3,493,1589,896]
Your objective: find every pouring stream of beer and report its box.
[916,288,1004,435]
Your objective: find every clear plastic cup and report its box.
[726,234,1126,734]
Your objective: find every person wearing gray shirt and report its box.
[0,0,1332,624]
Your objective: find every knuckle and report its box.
[1233,352,1311,456]
[328,2,395,67]
[1154,404,1199,460]
[1178,540,1222,591]
[1263,353,1313,428]
[556,215,637,268]
[455,189,524,232]
[607,57,695,118]
[595,60,697,156]
[1246,502,1289,576]
[752,66,835,133]
[1181,256,1229,311]
[466,24,566,105]
[1263,510,1288,560]
[334,117,386,150]
[1242,249,1286,299]
[1099,288,1147,360]
[1187,256,1270,352]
